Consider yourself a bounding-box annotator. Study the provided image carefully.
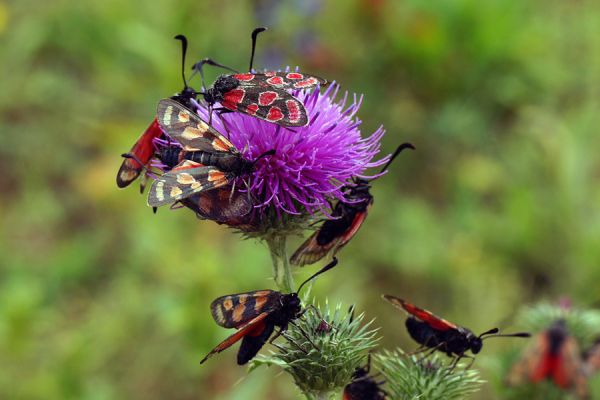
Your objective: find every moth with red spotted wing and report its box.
[383,295,530,367]
[195,27,327,127]
[343,354,387,400]
[116,35,199,191]
[200,257,339,365]
[290,143,415,267]
[147,98,275,208]
[507,319,589,399]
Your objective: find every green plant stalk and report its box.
[305,392,333,400]
[266,234,294,293]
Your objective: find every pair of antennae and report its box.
[174,27,267,92]
[296,257,339,294]
[479,327,530,340]
[378,142,415,175]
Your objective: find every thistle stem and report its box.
[266,234,294,293]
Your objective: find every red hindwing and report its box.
[199,312,270,364]
[116,118,163,188]
[383,295,458,331]
[507,320,589,397]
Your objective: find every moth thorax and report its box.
[208,75,240,101]
[279,293,302,320]
[548,320,568,354]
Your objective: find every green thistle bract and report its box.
[250,301,379,399]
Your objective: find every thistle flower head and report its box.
[150,83,389,233]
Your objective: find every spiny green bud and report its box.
[250,301,379,399]
[375,349,484,400]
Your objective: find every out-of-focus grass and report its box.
[1,0,600,399]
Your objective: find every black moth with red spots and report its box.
[197,27,327,127]
[200,258,339,365]
[290,143,415,267]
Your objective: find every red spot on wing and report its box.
[222,89,245,106]
[233,73,255,81]
[266,107,284,122]
[258,91,278,106]
[266,76,284,86]
[264,71,276,77]
[246,103,259,116]
[294,77,319,88]
[286,72,304,79]
[286,100,302,123]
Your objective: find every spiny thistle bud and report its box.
[250,301,379,399]
[375,350,484,400]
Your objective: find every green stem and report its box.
[266,234,294,293]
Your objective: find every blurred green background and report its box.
[1,0,600,398]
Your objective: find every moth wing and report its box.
[554,335,588,396]
[290,229,342,267]
[221,86,308,127]
[199,312,270,364]
[506,331,548,386]
[237,321,275,365]
[116,118,163,188]
[210,290,281,328]
[147,161,230,207]
[156,98,235,152]
[182,186,252,222]
[383,295,458,331]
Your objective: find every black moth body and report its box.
[158,145,255,177]
[405,317,483,357]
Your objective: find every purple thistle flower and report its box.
[194,84,388,218]
[150,83,390,233]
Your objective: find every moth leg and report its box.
[289,320,319,351]
[281,331,309,354]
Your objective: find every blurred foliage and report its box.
[1,0,600,399]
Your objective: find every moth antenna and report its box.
[249,27,267,71]
[378,142,415,174]
[297,257,338,294]
[174,35,189,89]
[192,58,239,91]
[480,328,531,340]
[252,149,276,166]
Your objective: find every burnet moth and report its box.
[383,295,530,368]
[343,354,387,400]
[507,319,589,398]
[116,35,199,191]
[290,143,415,267]
[585,337,600,375]
[200,257,339,365]
[147,98,275,208]
[194,27,327,127]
